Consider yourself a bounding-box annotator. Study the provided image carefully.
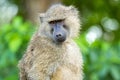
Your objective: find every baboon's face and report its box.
[40,4,80,43]
[48,19,68,43]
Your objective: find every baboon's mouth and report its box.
[56,37,66,43]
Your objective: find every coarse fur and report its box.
[18,4,83,80]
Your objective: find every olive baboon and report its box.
[18,4,83,80]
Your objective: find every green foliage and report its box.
[0,16,35,80]
[75,34,120,80]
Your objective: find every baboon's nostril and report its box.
[58,34,61,36]
[56,34,62,37]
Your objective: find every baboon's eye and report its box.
[63,25,67,28]
[56,20,63,23]
[56,19,65,23]
[49,21,55,24]
[49,19,65,24]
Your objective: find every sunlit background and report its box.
[0,0,120,80]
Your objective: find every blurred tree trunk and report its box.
[25,0,61,25]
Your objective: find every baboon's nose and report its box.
[56,34,62,37]
[56,33,66,42]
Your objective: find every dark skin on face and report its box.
[49,19,67,43]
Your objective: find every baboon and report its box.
[18,4,83,80]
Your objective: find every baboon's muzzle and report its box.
[53,23,66,43]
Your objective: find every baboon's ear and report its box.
[68,6,78,15]
[39,13,45,23]
[69,6,76,11]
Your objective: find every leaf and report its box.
[12,16,23,29]
[99,64,109,77]
[1,24,12,33]
[9,35,22,53]
[110,65,120,80]
[90,73,99,80]
[0,52,8,68]
[4,74,18,80]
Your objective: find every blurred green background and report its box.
[0,0,120,80]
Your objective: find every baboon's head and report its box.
[39,4,81,44]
